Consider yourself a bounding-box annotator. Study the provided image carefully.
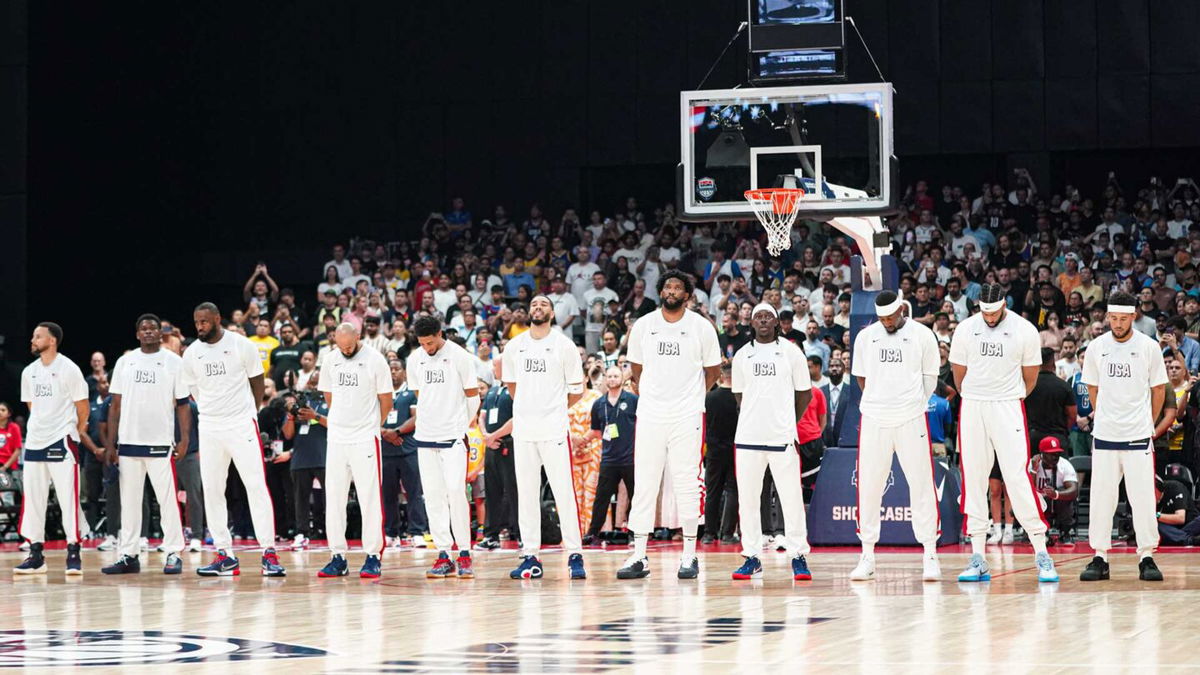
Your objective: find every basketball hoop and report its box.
[744,187,805,256]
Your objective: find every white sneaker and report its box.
[773,535,787,552]
[139,537,150,551]
[849,554,876,581]
[97,535,118,552]
[922,554,941,582]
[19,541,30,551]
[292,534,308,549]
[1001,528,1014,545]
[188,538,202,553]
[415,534,432,549]
[986,526,1002,545]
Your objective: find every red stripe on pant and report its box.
[564,434,584,543]
[1018,402,1050,530]
[854,423,862,535]
[956,417,968,536]
[923,416,942,538]
[168,455,186,548]
[72,461,81,543]
[375,438,386,558]
[697,414,707,518]
[251,419,278,542]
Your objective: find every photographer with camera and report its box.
[282,371,328,549]
[258,383,294,540]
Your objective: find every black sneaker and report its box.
[102,555,141,575]
[700,533,715,545]
[677,556,700,580]
[66,543,82,575]
[473,537,501,551]
[1079,556,1110,581]
[13,542,46,575]
[1059,533,1075,545]
[616,556,651,579]
[1138,557,1163,581]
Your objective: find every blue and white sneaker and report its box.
[732,556,763,580]
[66,543,82,575]
[677,556,700,580]
[1035,552,1059,582]
[510,555,544,580]
[197,550,239,577]
[568,553,586,580]
[261,548,286,577]
[792,555,812,581]
[957,553,991,582]
[360,555,382,579]
[163,553,182,575]
[318,555,348,578]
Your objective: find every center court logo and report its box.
[0,630,327,668]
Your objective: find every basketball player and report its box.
[502,294,587,579]
[180,303,285,577]
[408,316,480,579]
[100,314,190,575]
[14,322,88,575]
[950,283,1058,583]
[317,323,393,579]
[617,271,721,580]
[730,304,814,581]
[1079,292,1167,581]
[849,292,942,582]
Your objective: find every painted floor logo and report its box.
[0,630,328,668]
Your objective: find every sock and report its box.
[633,534,648,559]
[1030,532,1048,555]
[1096,550,1108,562]
[861,543,875,558]
[682,535,697,560]
[1140,552,1152,561]
[923,543,937,557]
[1004,523,1014,535]
[971,536,986,556]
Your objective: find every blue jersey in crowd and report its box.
[925,393,953,444]
[1069,371,1092,430]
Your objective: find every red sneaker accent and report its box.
[793,572,812,581]
[456,556,474,578]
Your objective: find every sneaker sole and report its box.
[677,571,699,580]
[14,567,47,575]
[65,569,83,576]
[731,571,762,580]
[261,570,287,577]
[197,569,240,577]
[1139,573,1163,581]
[360,572,381,579]
[102,568,140,575]
[849,574,874,581]
[457,572,475,579]
[317,571,348,578]
[425,571,451,579]
[616,571,651,579]
[793,572,812,581]
[163,568,182,575]
[570,572,586,580]
[957,573,991,582]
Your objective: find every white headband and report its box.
[979,299,1006,312]
[1107,304,1136,314]
[751,302,778,319]
[874,294,904,317]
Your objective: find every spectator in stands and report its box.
[583,271,618,353]
[1029,437,1079,543]
[926,383,954,457]
[702,363,738,544]
[1162,317,1200,373]
[281,373,326,549]
[243,263,280,314]
[584,366,638,545]
[0,402,22,474]
[477,359,516,550]
[324,243,352,281]
[1156,475,1200,545]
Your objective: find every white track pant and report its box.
[418,439,471,552]
[20,453,80,545]
[118,455,185,557]
[736,446,810,558]
[325,439,385,557]
[958,399,1048,539]
[199,420,276,551]
[1089,444,1159,557]
[628,413,704,537]
[514,437,583,556]
[857,414,941,546]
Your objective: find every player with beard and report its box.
[501,294,587,579]
[617,271,721,580]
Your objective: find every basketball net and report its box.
[744,188,804,256]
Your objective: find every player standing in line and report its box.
[181,303,285,577]
[849,292,943,582]
[617,271,721,580]
[950,283,1058,583]
[100,314,191,575]
[316,324,393,579]
[729,304,814,581]
[14,322,88,575]
[408,316,480,579]
[1079,291,1167,581]
[502,294,587,580]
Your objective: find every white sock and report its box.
[633,534,648,559]
[1003,523,1014,534]
[682,535,697,560]
[1096,550,1108,562]
[1139,552,1153,561]
[923,543,937,558]
[1030,532,1048,555]
[861,543,875,558]
[971,536,986,556]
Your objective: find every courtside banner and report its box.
[808,448,962,545]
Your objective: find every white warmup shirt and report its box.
[320,346,393,444]
[180,329,263,426]
[949,310,1041,400]
[731,338,811,448]
[1081,330,1169,442]
[501,329,584,441]
[109,349,189,446]
[21,354,88,448]
[407,339,477,442]
[626,309,721,422]
[852,318,939,425]
[548,292,580,329]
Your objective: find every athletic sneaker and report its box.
[1138,557,1163,581]
[139,537,150,551]
[510,555,544,580]
[922,554,941,582]
[985,524,1001,545]
[426,551,455,578]
[568,553,586,580]
[1000,528,1014,545]
[416,534,433,549]
[13,543,45,575]
[197,550,240,577]
[848,554,875,581]
[677,556,699,580]
[616,555,651,579]
[101,555,140,575]
[65,543,82,575]
[188,538,202,553]
[1079,556,1110,581]
[292,534,309,550]
[261,548,286,577]
[1035,552,1059,582]
[957,553,991,582]
[97,535,118,552]
[774,535,787,552]
[456,551,474,578]
[792,555,812,581]
[474,537,501,551]
[360,555,382,579]
[732,556,763,580]
[318,555,348,578]
[163,553,182,575]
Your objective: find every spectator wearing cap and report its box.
[1029,437,1079,543]
[1024,347,1076,453]
[1156,475,1200,545]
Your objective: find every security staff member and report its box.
[584,365,638,543]
[702,362,739,544]
[381,359,427,544]
[281,372,327,549]
[476,360,517,549]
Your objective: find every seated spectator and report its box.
[1029,437,1079,543]
[1156,475,1200,545]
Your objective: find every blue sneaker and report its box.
[360,555,382,579]
[957,553,991,582]
[197,550,239,577]
[318,555,348,578]
[261,548,286,577]
[732,556,762,580]
[66,543,82,575]
[426,552,455,579]
[163,554,182,575]
[510,555,544,580]
[13,542,46,575]
[792,555,812,581]
[102,555,140,575]
[1035,552,1059,582]
[568,553,586,580]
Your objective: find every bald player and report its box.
[849,292,943,582]
[950,283,1057,583]
[502,294,587,580]
[1079,291,1167,582]
[317,323,393,579]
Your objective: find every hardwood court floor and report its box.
[2,540,1199,672]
